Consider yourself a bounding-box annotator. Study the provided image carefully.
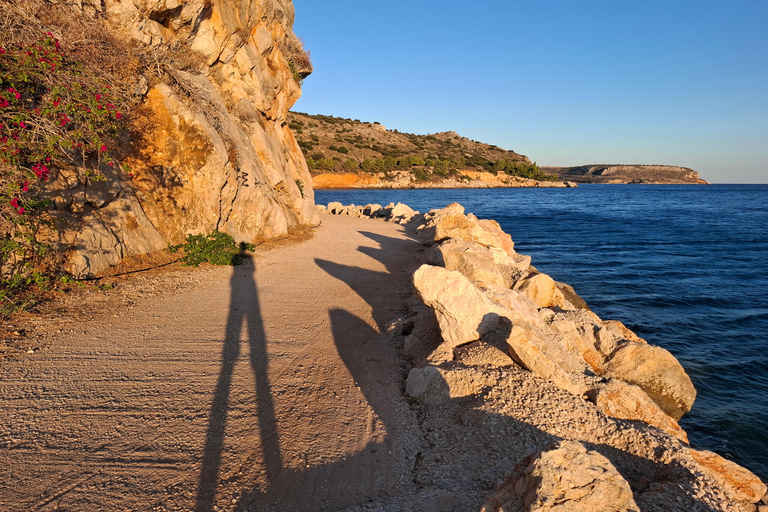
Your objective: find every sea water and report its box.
[316,184,768,481]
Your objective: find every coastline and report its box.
[321,199,768,510]
[2,200,766,510]
[311,171,578,190]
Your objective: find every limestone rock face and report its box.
[50,0,318,276]
[603,342,696,420]
[481,440,639,512]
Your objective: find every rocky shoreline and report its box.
[320,201,767,511]
[312,171,578,190]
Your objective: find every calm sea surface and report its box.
[316,184,768,481]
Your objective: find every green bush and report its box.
[170,232,254,267]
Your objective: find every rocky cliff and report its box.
[312,171,577,189]
[18,0,319,277]
[544,164,709,184]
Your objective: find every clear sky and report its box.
[291,0,768,184]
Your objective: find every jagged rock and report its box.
[555,281,589,310]
[590,379,689,443]
[327,202,344,214]
[514,272,567,309]
[362,203,382,217]
[435,239,517,288]
[505,325,591,396]
[417,207,515,256]
[481,440,639,512]
[592,320,646,360]
[316,204,327,213]
[424,202,465,220]
[689,449,768,504]
[341,205,362,217]
[475,217,515,255]
[475,283,546,332]
[412,264,509,349]
[389,202,419,223]
[602,342,696,420]
[541,308,609,373]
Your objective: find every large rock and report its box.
[545,311,605,374]
[389,202,419,223]
[590,379,689,443]
[435,239,519,288]
[48,0,319,277]
[476,283,546,332]
[514,272,567,309]
[412,265,509,349]
[689,449,768,504]
[481,440,639,512]
[418,207,515,256]
[602,342,696,420]
[505,325,591,396]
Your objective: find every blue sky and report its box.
[292,0,768,183]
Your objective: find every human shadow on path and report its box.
[195,258,282,512]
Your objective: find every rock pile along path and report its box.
[0,215,427,512]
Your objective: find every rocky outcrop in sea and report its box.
[321,201,767,511]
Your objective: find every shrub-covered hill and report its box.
[288,112,559,182]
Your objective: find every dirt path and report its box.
[0,215,426,512]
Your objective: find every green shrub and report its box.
[170,232,254,267]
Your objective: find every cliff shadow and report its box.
[195,258,282,512]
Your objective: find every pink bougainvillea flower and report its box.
[116,113,122,119]
[0,98,8,108]
[10,197,19,208]
[21,181,29,192]
[17,207,25,215]
[32,164,50,180]
[100,145,106,153]
[18,122,26,129]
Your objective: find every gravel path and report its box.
[0,215,425,512]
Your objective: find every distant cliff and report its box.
[4,0,318,278]
[542,165,709,184]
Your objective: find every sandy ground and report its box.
[0,215,426,512]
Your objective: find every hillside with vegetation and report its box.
[288,112,563,187]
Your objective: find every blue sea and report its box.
[316,184,768,482]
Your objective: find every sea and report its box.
[316,184,768,482]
